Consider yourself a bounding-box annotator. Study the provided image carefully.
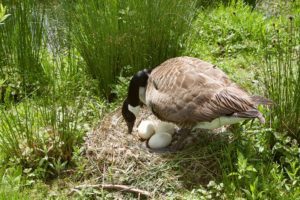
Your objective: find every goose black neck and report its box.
[127,69,151,107]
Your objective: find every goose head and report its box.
[122,69,152,134]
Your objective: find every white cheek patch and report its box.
[128,105,140,117]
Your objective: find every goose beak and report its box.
[122,98,136,134]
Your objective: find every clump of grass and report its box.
[0,100,74,178]
[263,14,300,140]
[69,0,196,98]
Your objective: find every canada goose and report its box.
[122,56,270,136]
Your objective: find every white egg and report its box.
[155,121,176,135]
[148,132,172,149]
[137,120,155,139]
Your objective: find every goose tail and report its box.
[233,110,266,124]
[251,95,273,106]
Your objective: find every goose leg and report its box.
[170,128,191,151]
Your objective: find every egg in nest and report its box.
[137,120,176,149]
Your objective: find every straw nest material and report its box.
[84,106,229,198]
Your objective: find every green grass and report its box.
[0,0,299,199]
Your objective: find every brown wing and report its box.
[146,57,259,127]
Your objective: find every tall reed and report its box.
[263,15,300,140]
[0,1,46,99]
[69,0,196,98]
[0,1,98,178]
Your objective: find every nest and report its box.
[84,106,229,198]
